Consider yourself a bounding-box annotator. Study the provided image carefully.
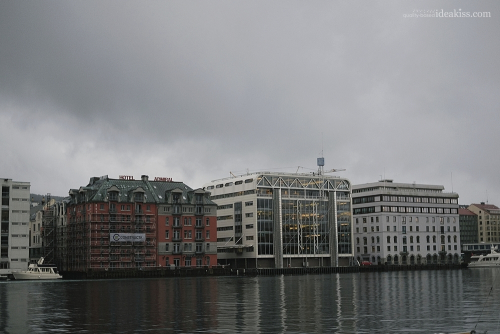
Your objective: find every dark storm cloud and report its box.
[0,0,499,205]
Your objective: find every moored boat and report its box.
[468,245,500,268]
[12,257,62,280]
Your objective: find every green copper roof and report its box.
[68,176,215,205]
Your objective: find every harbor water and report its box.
[1,269,500,333]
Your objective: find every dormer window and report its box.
[108,192,118,201]
[134,193,143,202]
[173,194,180,204]
[195,194,203,204]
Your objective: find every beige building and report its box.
[467,203,500,243]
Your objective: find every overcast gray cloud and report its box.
[0,0,499,205]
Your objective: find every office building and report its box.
[1,178,30,275]
[204,170,354,269]
[352,180,460,265]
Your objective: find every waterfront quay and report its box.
[60,263,466,279]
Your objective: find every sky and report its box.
[1,1,499,205]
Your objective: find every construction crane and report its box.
[323,168,346,174]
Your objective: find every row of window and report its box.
[357,244,459,254]
[165,243,210,252]
[211,190,256,200]
[357,234,458,244]
[356,224,458,233]
[207,178,254,190]
[354,206,459,215]
[382,207,458,214]
[353,194,457,205]
[357,216,457,224]
[162,206,212,214]
[165,230,210,239]
[165,217,209,227]
[92,203,152,212]
[217,226,234,232]
[108,191,144,202]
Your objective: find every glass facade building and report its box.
[205,172,354,269]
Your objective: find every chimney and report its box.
[141,175,149,182]
[481,202,485,205]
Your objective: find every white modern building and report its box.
[1,178,31,275]
[204,169,354,269]
[352,180,460,265]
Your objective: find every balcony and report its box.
[172,222,182,228]
[172,206,181,215]
[172,236,182,242]
[172,249,182,255]
[195,236,205,242]
[195,223,205,229]
[195,250,205,255]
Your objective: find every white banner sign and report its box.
[110,233,146,242]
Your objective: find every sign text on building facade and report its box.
[110,233,146,242]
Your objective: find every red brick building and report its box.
[65,175,217,272]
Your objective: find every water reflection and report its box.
[1,270,500,333]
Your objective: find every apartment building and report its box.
[467,203,500,243]
[458,206,478,245]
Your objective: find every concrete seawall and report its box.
[61,263,466,279]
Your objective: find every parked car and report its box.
[361,261,372,266]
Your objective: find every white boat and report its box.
[468,246,500,268]
[12,257,62,280]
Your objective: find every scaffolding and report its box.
[42,194,56,264]
[66,204,157,272]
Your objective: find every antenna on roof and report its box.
[451,171,453,193]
